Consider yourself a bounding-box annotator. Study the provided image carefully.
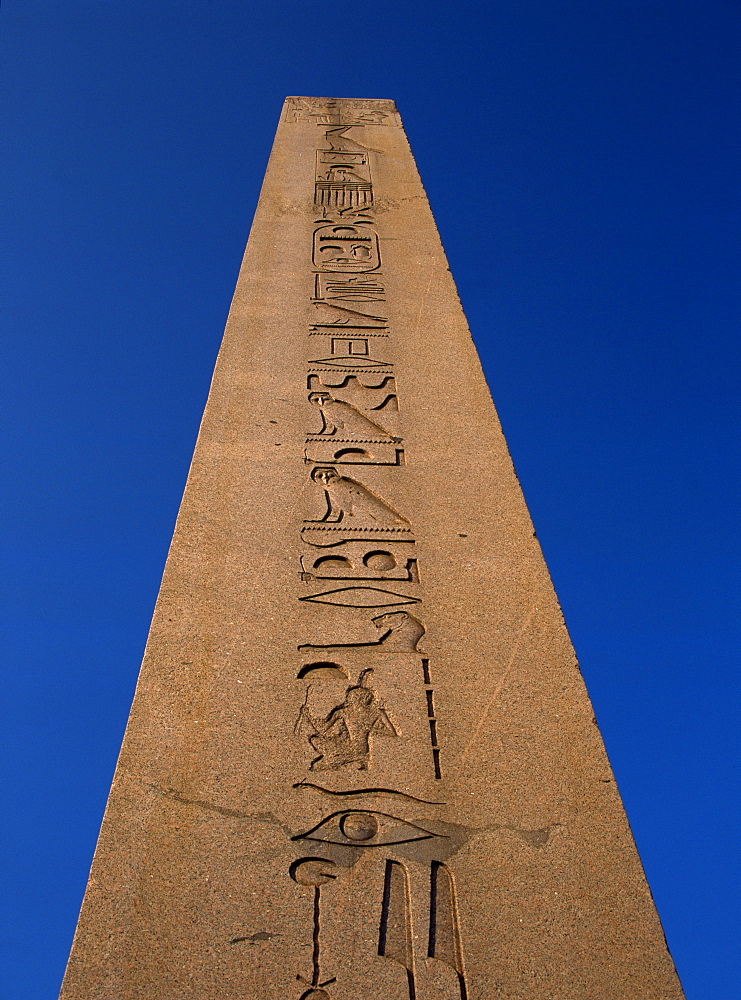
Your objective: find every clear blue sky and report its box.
[1,3,738,998]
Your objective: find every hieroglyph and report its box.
[291,101,463,1000]
[59,96,685,1000]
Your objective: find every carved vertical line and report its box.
[378,861,393,957]
[420,659,442,777]
[428,861,438,958]
[378,860,416,1000]
[458,970,469,1000]
[407,968,417,1000]
[311,884,321,986]
[428,861,468,999]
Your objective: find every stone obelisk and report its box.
[60,97,684,1000]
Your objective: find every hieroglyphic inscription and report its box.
[422,658,442,779]
[299,587,419,608]
[298,611,425,653]
[283,102,463,1000]
[429,862,469,999]
[284,97,402,127]
[307,390,398,438]
[295,667,397,772]
[293,810,437,848]
[313,224,380,271]
[300,114,440,762]
[379,860,417,1000]
[300,542,419,583]
[309,468,410,527]
[315,144,373,209]
[290,858,338,994]
[313,274,386,303]
[308,374,398,412]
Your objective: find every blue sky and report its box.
[1,2,738,998]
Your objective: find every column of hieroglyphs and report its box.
[287,96,463,1000]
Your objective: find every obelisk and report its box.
[60,98,684,1000]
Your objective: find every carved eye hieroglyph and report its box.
[292,810,440,848]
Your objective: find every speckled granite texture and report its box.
[60,97,685,1000]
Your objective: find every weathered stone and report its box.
[60,97,685,1000]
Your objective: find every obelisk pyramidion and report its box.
[60,97,685,1000]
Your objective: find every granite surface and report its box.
[60,96,685,1000]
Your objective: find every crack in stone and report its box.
[124,772,293,834]
[123,771,559,848]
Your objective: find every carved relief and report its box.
[301,525,413,547]
[308,467,409,527]
[379,860,416,1000]
[316,158,370,184]
[320,125,379,153]
[308,374,398,414]
[308,357,393,376]
[298,610,425,653]
[289,847,469,1000]
[429,862,468,999]
[309,334,389,349]
[330,337,370,358]
[316,205,378,223]
[310,300,388,327]
[305,391,402,465]
[315,149,372,209]
[308,331,391,371]
[313,225,380,272]
[284,97,401,126]
[313,273,386,303]
[295,667,397,771]
[315,181,373,210]
[299,586,419,608]
[294,811,437,848]
[290,857,337,995]
[304,441,405,467]
[300,542,418,582]
[308,392,397,439]
[422,660,442,780]
[292,807,471,872]
[293,781,444,806]
[284,109,466,1000]
[372,611,425,650]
